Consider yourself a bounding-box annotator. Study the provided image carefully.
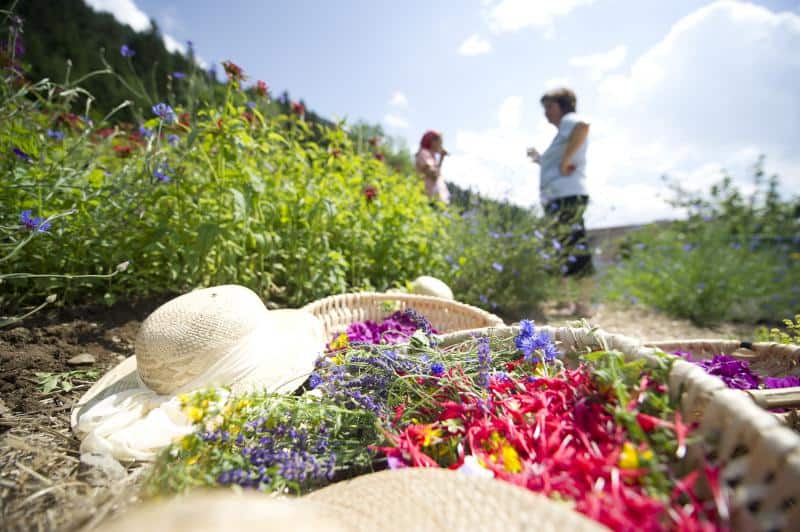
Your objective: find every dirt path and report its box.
[0,298,757,531]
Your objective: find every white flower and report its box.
[457,455,494,479]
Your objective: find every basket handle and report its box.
[746,387,800,409]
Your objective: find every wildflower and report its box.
[19,210,51,232]
[184,406,204,422]
[329,333,349,351]
[500,443,523,473]
[682,243,694,252]
[12,147,32,162]
[308,373,323,389]
[362,184,378,202]
[534,229,544,239]
[152,102,177,124]
[246,100,257,109]
[618,441,641,469]
[763,376,800,388]
[492,262,503,272]
[47,129,64,140]
[290,101,305,118]
[552,238,562,250]
[113,144,133,158]
[167,134,180,146]
[120,44,135,58]
[256,80,268,97]
[430,362,445,377]
[153,164,172,183]
[222,60,245,84]
[172,71,186,79]
[373,152,385,161]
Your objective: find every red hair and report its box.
[419,130,441,151]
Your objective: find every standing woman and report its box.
[415,130,450,206]
[528,87,593,278]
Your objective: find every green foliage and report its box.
[1,49,449,312]
[35,369,100,394]
[441,196,568,321]
[605,162,800,325]
[755,314,800,345]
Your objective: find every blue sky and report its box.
[87,0,800,228]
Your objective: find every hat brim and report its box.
[71,355,141,431]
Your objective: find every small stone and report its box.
[111,336,122,344]
[67,353,96,365]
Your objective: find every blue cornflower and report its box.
[534,230,544,239]
[490,231,501,239]
[519,319,534,337]
[152,102,177,124]
[167,133,180,146]
[20,210,51,232]
[246,100,257,109]
[172,71,186,79]
[12,147,32,162]
[47,129,64,140]
[430,362,445,377]
[552,239,562,251]
[120,44,135,58]
[682,243,694,252]
[492,262,503,272]
[479,294,488,304]
[308,373,322,389]
[138,125,153,139]
[153,164,172,183]
[567,255,577,263]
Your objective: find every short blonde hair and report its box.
[540,87,577,114]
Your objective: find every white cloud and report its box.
[85,0,151,32]
[569,45,627,80]
[162,33,187,55]
[544,77,571,89]
[384,114,409,129]
[389,91,408,108]
[458,34,492,56]
[486,0,595,35]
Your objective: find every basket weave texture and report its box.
[301,292,504,340]
[438,325,800,531]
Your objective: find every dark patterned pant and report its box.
[545,195,593,277]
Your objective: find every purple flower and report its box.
[167,134,180,146]
[534,230,544,239]
[684,354,760,390]
[763,376,800,389]
[138,125,153,139]
[430,362,445,377]
[20,210,51,232]
[120,44,135,58]
[151,102,177,124]
[173,71,186,79]
[246,101,257,109]
[682,243,694,252]
[46,129,64,140]
[153,164,172,183]
[308,373,322,389]
[13,147,32,162]
[552,239,562,251]
[492,262,503,272]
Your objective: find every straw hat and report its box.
[71,285,326,462]
[410,275,454,300]
[99,468,607,532]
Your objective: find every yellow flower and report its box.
[420,425,442,447]
[236,399,250,410]
[619,442,640,469]
[501,444,523,473]
[187,455,200,465]
[180,437,193,450]
[184,406,204,423]
[178,393,191,405]
[329,333,349,351]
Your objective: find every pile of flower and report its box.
[149,317,730,531]
[327,308,438,350]
[677,352,800,391]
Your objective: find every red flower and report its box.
[374,152,385,162]
[222,60,245,84]
[256,80,268,98]
[112,144,133,158]
[179,112,192,127]
[290,101,305,118]
[96,127,115,138]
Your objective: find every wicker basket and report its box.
[300,292,504,340]
[438,325,800,531]
[647,339,800,411]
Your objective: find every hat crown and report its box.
[135,285,268,394]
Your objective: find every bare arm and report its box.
[560,122,589,175]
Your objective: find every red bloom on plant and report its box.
[222,60,245,84]
[113,144,133,158]
[179,112,192,127]
[291,101,305,118]
[374,152,385,162]
[363,185,378,202]
[256,80,268,98]
[96,127,115,138]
